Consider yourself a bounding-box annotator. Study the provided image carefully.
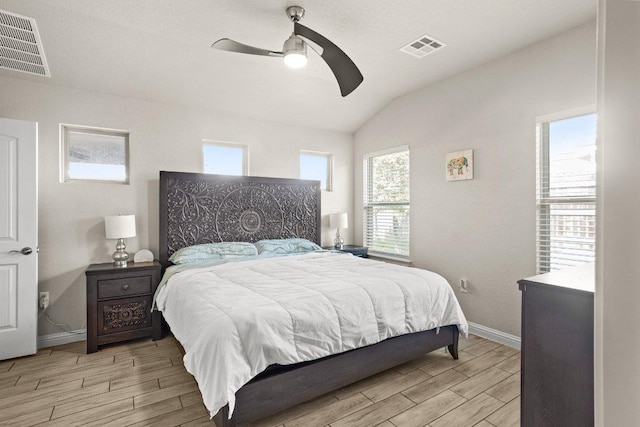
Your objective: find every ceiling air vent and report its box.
[400,34,446,59]
[0,9,50,77]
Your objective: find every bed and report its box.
[156,171,467,426]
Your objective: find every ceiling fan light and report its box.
[284,52,307,68]
[283,34,307,68]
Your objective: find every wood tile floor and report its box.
[0,334,519,427]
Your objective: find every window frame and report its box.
[202,140,249,176]
[60,124,130,184]
[363,145,410,261]
[299,150,333,191]
[536,106,597,273]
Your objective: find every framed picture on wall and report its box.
[446,149,473,181]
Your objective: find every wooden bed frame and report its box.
[158,171,459,427]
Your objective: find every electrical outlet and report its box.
[460,279,468,293]
[39,291,49,310]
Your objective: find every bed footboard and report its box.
[213,325,460,427]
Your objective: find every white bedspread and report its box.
[155,251,468,418]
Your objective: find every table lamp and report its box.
[329,212,348,249]
[105,214,136,267]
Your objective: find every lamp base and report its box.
[334,229,344,249]
[113,259,128,268]
[112,238,129,268]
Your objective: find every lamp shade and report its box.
[329,212,348,229]
[283,34,308,68]
[105,215,136,239]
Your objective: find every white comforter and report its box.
[155,251,468,418]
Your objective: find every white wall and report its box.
[596,0,640,424]
[354,22,596,336]
[0,76,353,337]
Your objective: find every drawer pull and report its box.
[122,284,130,290]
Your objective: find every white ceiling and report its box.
[0,0,596,133]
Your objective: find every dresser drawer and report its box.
[97,275,152,299]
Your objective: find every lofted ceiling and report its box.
[0,0,596,133]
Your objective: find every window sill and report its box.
[368,252,412,266]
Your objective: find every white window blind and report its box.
[363,146,410,259]
[536,112,597,273]
[61,125,129,184]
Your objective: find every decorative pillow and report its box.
[169,242,258,264]
[254,238,321,255]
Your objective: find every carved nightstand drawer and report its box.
[86,261,162,353]
[97,275,152,299]
[98,296,152,335]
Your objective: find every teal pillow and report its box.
[169,242,258,264]
[254,238,321,255]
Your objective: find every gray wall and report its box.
[596,0,640,424]
[0,76,354,337]
[353,22,596,336]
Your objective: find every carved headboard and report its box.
[159,171,321,268]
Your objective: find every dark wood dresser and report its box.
[518,263,594,427]
[86,261,162,353]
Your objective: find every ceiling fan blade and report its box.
[294,23,363,97]
[212,38,283,57]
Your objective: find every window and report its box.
[203,141,248,176]
[61,125,129,183]
[300,151,332,190]
[363,146,410,259]
[536,110,597,273]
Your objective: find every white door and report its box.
[0,118,37,360]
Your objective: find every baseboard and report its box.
[467,322,521,350]
[37,329,87,349]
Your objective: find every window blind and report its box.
[536,113,596,273]
[363,146,410,259]
[62,125,129,183]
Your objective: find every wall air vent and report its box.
[400,34,446,59]
[0,9,50,77]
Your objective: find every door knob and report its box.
[10,247,33,255]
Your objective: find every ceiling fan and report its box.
[212,6,364,97]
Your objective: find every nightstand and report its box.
[86,260,162,353]
[323,245,368,258]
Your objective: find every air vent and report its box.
[400,34,446,59]
[0,9,50,77]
